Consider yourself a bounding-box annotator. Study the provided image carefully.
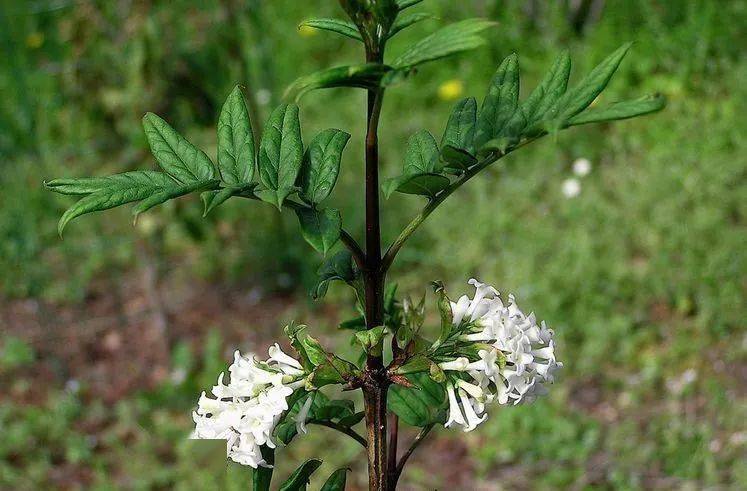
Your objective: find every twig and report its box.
[391,424,434,487]
[381,137,540,273]
[309,420,367,448]
[236,192,366,268]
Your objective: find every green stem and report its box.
[237,192,366,269]
[309,420,368,448]
[391,424,434,487]
[381,137,540,273]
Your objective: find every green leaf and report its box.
[295,207,341,256]
[521,50,571,127]
[339,316,366,331]
[142,113,217,183]
[382,173,450,199]
[552,42,632,124]
[285,64,392,101]
[475,53,520,149]
[217,86,255,185]
[314,399,355,421]
[284,323,315,371]
[45,171,175,196]
[355,326,386,353]
[566,94,666,126]
[441,96,477,155]
[313,250,358,300]
[278,459,323,491]
[387,373,446,427]
[47,171,178,235]
[253,446,274,491]
[301,335,329,366]
[404,129,439,174]
[388,12,432,39]
[200,183,255,216]
[299,18,362,41]
[258,104,303,209]
[394,355,432,375]
[298,129,351,204]
[274,420,299,446]
[337,411,365,427]
[391,19,494,70]
[396,0,422,10]
[440,145,477,173]
[307,358,358,388]
[132,180,219,222]
[320,468,348,491]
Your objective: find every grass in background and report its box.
[1,0,745,489]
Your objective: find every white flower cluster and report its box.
[440,279,562,432]
[191,344,309,468]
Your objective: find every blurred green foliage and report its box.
[1,0,745,489]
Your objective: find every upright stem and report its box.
[362,37,390,491]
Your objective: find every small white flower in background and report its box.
[191,344,307,468]
[561,178,581,198]
[572,158,592,176]
[440,279,562,432]
[255,89,272,106]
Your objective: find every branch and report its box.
[381,137,540,273]
[309,420,368,448]
[340,229,366,270]
[236,191,366,268]
[391,424,435,486]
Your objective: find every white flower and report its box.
[255,89,271,106]
[572,158,592,176]
[191,344,307,468]
[458,388,487,431]
[445,382,467,429]
[440,279,563,431]
[562,178,581,198]
[295,394,314,435]
[438,357,469,372]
